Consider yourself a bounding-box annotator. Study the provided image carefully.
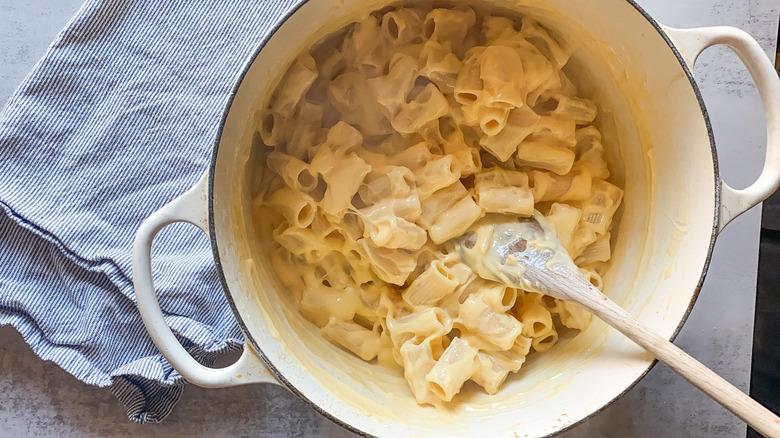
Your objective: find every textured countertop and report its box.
[1,0,778,437]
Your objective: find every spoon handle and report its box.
[575,286,780,438]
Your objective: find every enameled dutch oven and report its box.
[132,0,780,436]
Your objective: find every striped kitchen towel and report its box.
[0,0,299,423]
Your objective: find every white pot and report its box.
[132,0,780,436]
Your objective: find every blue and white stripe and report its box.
[0,0,299,423]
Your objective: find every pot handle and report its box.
[131,173,279,388]
[664,26,780,233]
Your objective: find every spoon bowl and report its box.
[454,214,586,302]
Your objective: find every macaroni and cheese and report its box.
[253,5,623,404]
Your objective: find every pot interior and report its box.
[211,0,717,436]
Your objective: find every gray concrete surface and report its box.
[0,0,778,436]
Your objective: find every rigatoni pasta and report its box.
[253,4,624,405]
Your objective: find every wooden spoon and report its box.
[453,214,780,438]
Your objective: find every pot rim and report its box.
[207,1,721,436]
